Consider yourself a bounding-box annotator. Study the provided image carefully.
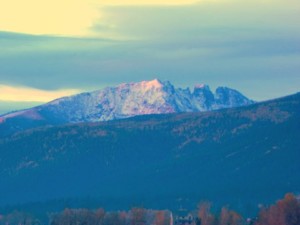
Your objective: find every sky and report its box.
[0,0,299,114]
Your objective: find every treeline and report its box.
[0,193,299,225]
[50,208,170,225]
[0,208,171,225]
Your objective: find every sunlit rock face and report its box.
[0,79,254,136]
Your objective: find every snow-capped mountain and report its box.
[0,79,254,136]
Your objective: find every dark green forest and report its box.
[0,94,299,209]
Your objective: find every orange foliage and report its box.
[256,193,300,225]
[131,207,146,225]
[219,207,243,225]
[197,202,216,225]
[155,211,170,225]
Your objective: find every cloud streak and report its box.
[0,85,80,102]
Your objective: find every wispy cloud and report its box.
[0,85,80,102]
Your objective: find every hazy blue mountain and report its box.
[0,92,298,214]
[0,79,254,137]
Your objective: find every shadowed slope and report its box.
[0,93,298,212]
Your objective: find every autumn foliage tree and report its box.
[0,211,40,225]
[50,208,106,225]
[219,207,243,225]
[197,202,217,225]
[197,202,245,225]
[95,208,106,225]
[130,208,146,225]
[255,193,300,225]
[103,212,126,225]
[155,210,170,225]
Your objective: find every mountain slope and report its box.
[0,79,253,137]
[0,93,298,212]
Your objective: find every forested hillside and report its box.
[0,93,299,213]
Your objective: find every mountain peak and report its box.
[194,84,209,89]
[140,79,163,89]
[117,79,163,90]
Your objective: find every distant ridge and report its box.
[0,79,254,137]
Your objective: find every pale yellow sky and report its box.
[0,0,199,103]
[0,85,79,102]
[0,0,199,36]
[0,0,299,105]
